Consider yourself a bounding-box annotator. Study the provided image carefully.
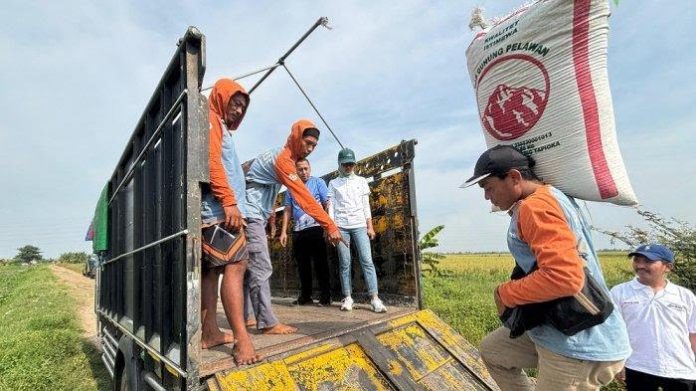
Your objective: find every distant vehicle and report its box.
[83,255,98,279]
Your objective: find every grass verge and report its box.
[0,264,110,391]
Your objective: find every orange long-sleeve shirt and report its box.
[497,185,585,307]
[273,120,338,236]
[207,79,249,207]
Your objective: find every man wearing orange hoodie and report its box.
[244,119,343,334]
[199,78,258,364]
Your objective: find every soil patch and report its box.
[51,264,99,347]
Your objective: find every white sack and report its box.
[466,0,637,205]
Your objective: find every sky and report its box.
[0,1,694,259]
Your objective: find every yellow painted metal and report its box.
[215,361,296,391]
[414,310,493,380]
[282,342,340,366]
[212,310,497,391]
[376,322,450,381]
[287,343,393,391]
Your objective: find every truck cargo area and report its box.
[206,308,498,390]
[94,27,498,389]
[200,300,412,376]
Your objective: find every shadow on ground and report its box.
[81,339,112,391]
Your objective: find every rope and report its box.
[201,63,281,92]
[282,63,344,149]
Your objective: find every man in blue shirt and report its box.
[279,158,331,306]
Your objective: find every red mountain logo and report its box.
[481,84,547,140]
[476,54,551,141]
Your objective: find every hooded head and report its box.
[209,78,249,131]
[285,119,320,160]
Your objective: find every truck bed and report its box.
[200,298,413,376]
[205,307,499,390]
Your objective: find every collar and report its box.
[629,277,676,294]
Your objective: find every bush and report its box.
[57,252,90,264]
[596,209,695,292]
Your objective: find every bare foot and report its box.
[261,323,298,335]
[245,319,256,328]
[233,336,262,366]
[201,330,234,349]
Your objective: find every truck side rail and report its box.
[98,26,207,389]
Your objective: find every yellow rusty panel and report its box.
[283,342,341,366]
[419,360,489,391]
[375,323,450,382]
[215,361,296,391]
[414,310,493,380]
[287,343,393,391]
[386,313,418,328]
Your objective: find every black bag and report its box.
[500,264,614,337]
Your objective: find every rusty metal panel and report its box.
[375,323,488,390]
[268,140,420,305]
[215,361,296,391]
[287,343,395,390]
[211,309,498,391]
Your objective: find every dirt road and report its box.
[51,265,98,347]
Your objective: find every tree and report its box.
[419,225,446,276]
[14,245,42,263]
[595,209,696,292]
[57,252,90,264]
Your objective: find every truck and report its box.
[91,25,499,390]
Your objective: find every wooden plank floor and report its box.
[200,298,414,376]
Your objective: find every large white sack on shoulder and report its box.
[466,0,637,206]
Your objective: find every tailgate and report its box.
[207,309,499,390]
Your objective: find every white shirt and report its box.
[327,175,371,229]
[610,278,696,380]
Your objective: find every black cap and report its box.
[461,145,532,188]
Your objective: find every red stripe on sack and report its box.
[572,0,618,199]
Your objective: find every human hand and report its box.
[279,231,288,247]
[223,205,243,231]
[326,229,345,247]
[367,227,376,240]
[494,286,507,316]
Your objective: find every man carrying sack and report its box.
[461,145,631,390]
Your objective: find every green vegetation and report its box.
[597,209,696,291]
[57,252,90,264]
[13,245,42,263]
[0,265,109,390]
[419,225,446,276]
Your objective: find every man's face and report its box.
[478,171,521,211]
[632,255,671,286]
[300,136,318,158]
[341,162,355,174]
[225,93,248,130]
[296,160,311,182]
